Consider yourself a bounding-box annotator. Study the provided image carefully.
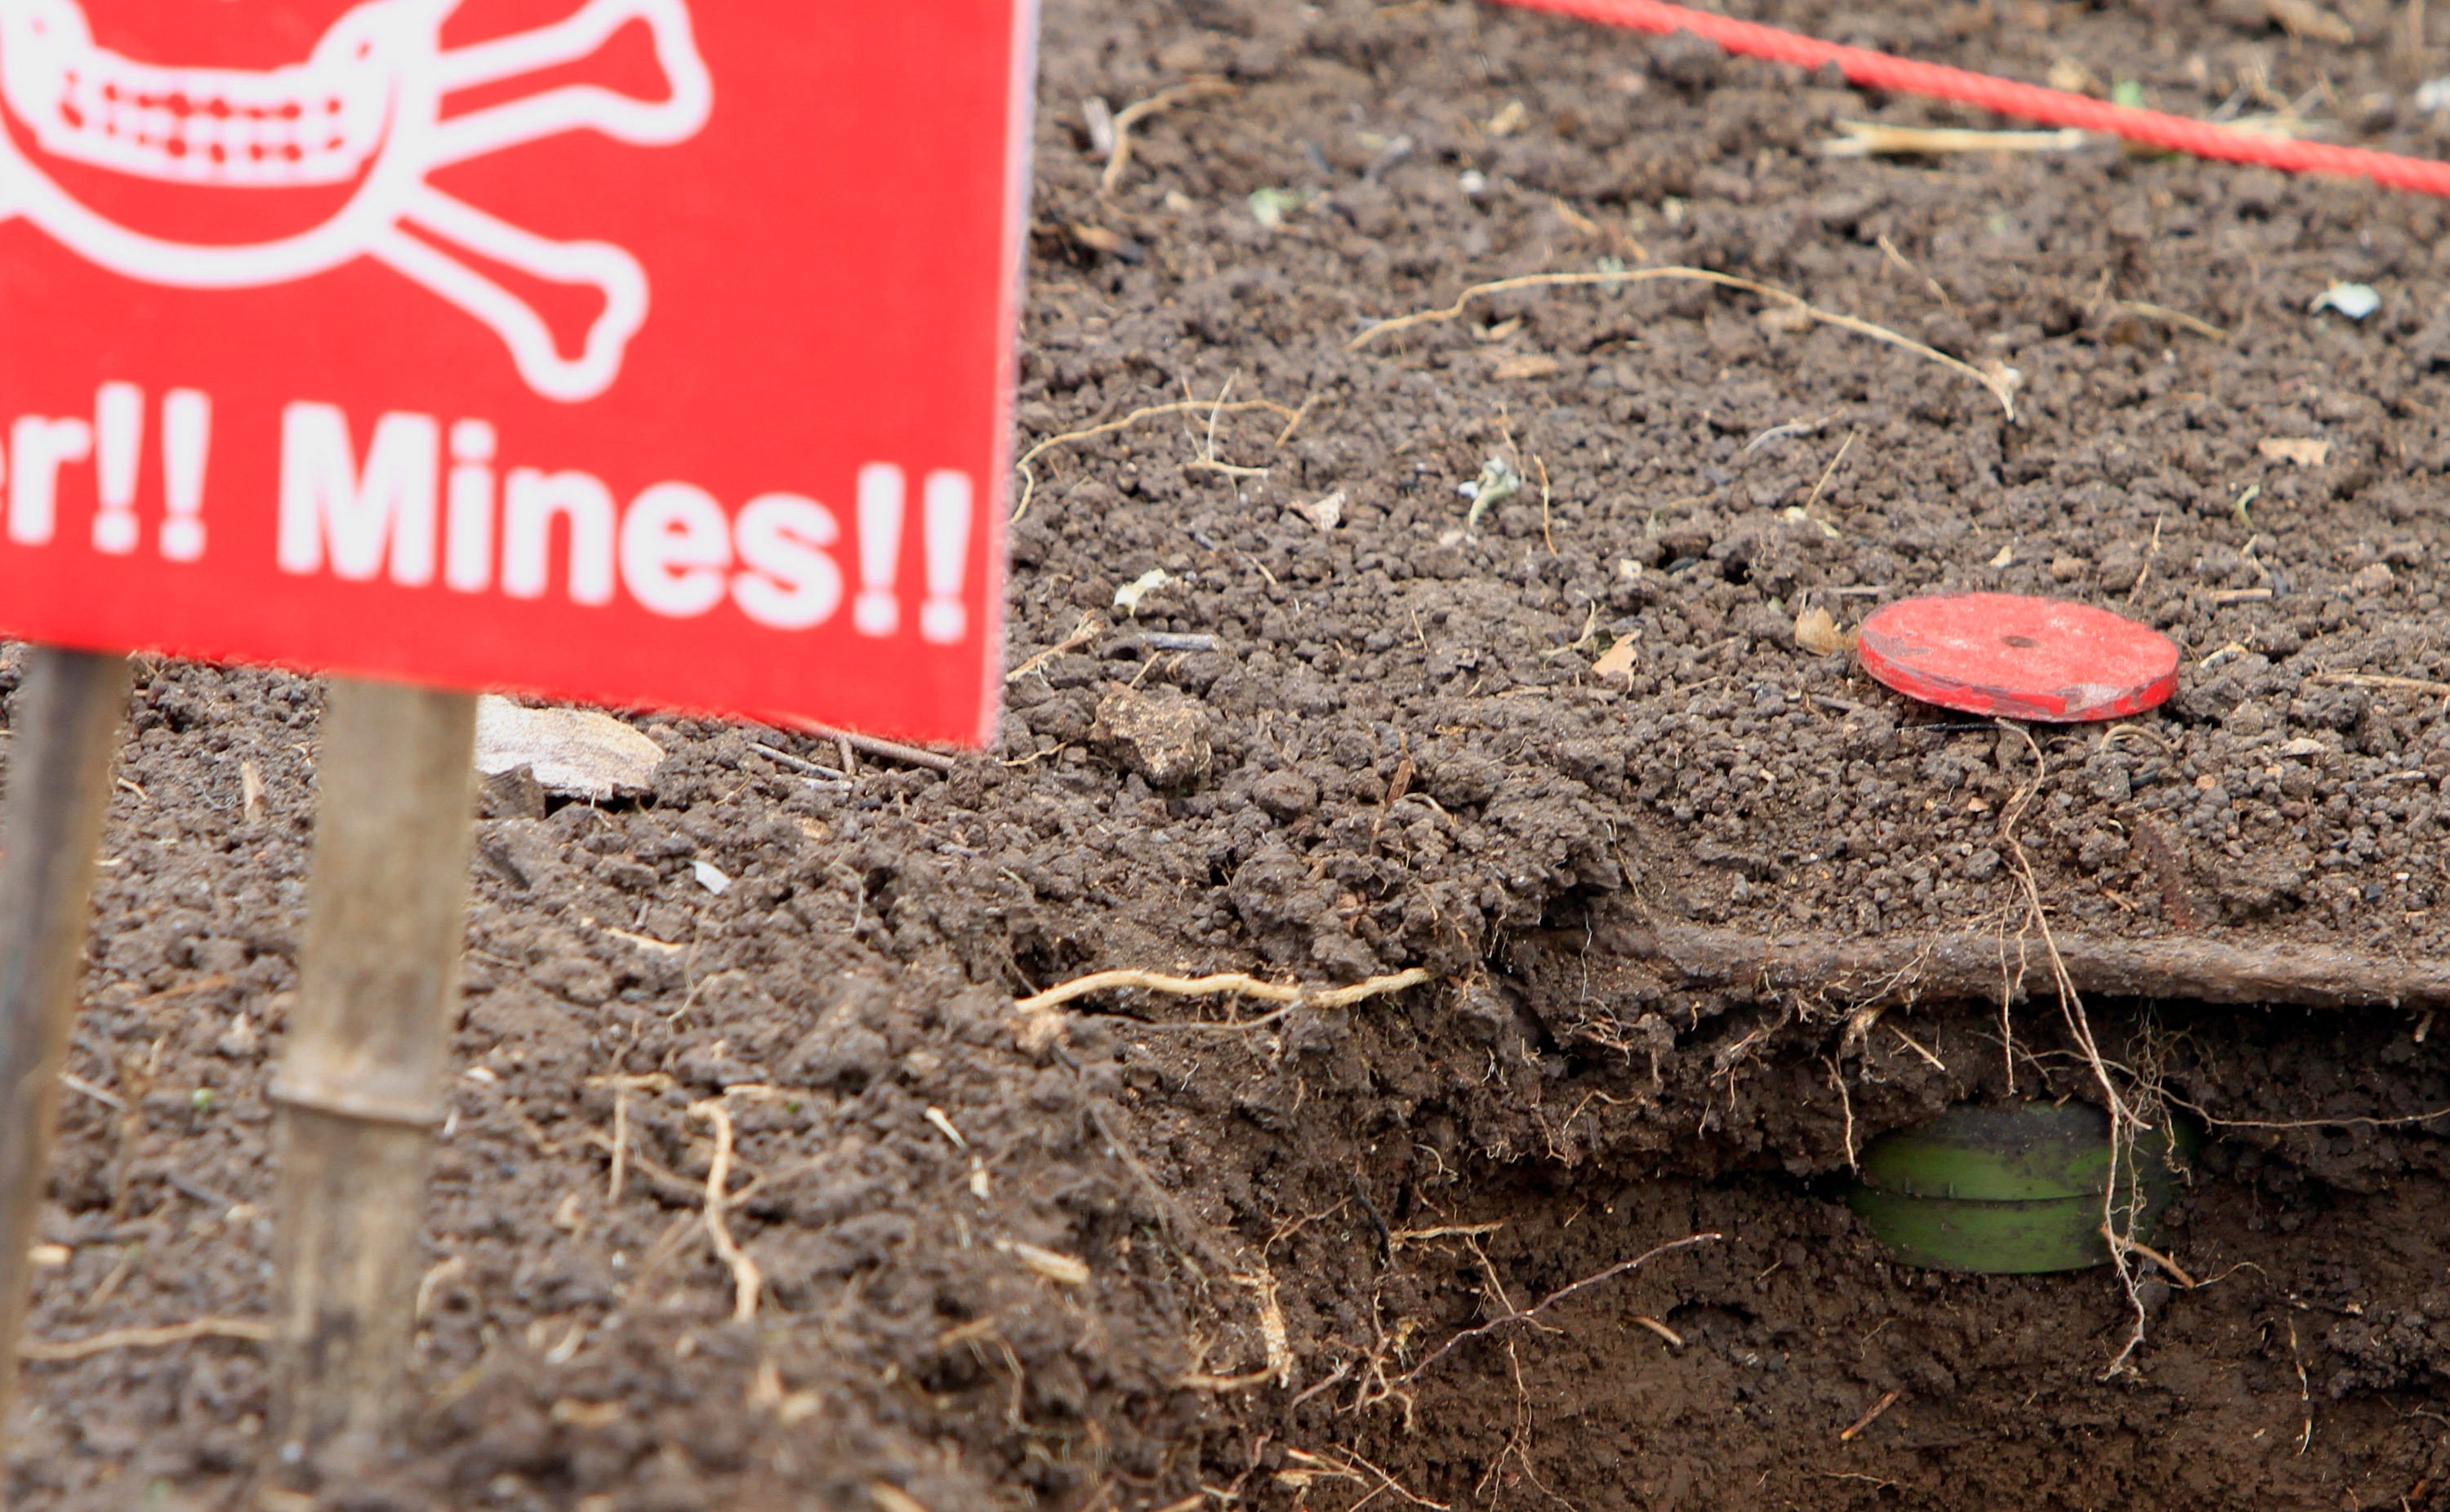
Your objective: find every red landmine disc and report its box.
[1855,594,2179,723]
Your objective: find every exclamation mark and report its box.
[853,463,903,638]
[919,471,972,646]
[91,382,141,555]
[159,389,210,563]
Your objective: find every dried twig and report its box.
[1014,966,1434,1019]
[1838,1389,1901,1442]
[1400,1233,1721,1383]
[688,1100,760,1323]
[783,721,956,775]
[1101,76,1235,195]
[22,1317,272,1362]
[1348,267,2017,420]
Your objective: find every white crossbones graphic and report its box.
[0,0,713,402]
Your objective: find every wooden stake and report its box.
[0,648,129,1447]
[270,679,478,1471]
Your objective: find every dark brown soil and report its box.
[13,0,2450,1507]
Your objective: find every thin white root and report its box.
[1013,966,1434,1018]
[22,1318,273,1362]
[688,1099,761,1323]
[1012,398,1303,521]
[1101,77,1236,196]
[1348,265,2017,420]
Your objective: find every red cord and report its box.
[1491,0,2450,198]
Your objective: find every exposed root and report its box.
[688,1099,761,1323]
[2161,1094,2450,1131]
[1477,1340,1578,1510]
[1278,1445,1449,1510]
[21,1317,273,1362]
[587,1072,674,1205]
[1399,1233,1720,1385]
[1347,266,2018,420]
[1838,1389,1901,1442]
[1014,966,1435,1020]
[1825,1054,1859,1172]
[2109,1233,2199,1290]
[1012,396,1303,520]
[1993,723,2149,1376]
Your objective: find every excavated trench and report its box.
[1225,904,2450,1510]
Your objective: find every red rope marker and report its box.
[1493,0,2450,199]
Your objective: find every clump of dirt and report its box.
[11,0,2450,1507]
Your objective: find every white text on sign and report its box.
[0,388,974,643]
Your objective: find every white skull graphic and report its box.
[0,0,713,401]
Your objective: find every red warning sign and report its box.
[0,1,1034,745]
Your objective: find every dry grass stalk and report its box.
[1004,611,1107,684]
[1348,267,2018,420]
[1820,120,2091,157]
[996,1240,1091,1287]
[2116,299,2230,341]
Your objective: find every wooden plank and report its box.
[0,649,129,1443]
[270,679,479,1470]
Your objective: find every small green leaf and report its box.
[1463,456,1523,528]
[1248,187,1306,229]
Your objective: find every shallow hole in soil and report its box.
[1328,994,2450,1510]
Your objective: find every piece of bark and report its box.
[1592,919,2450,1012]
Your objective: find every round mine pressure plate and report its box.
[1855,593,2179,723]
